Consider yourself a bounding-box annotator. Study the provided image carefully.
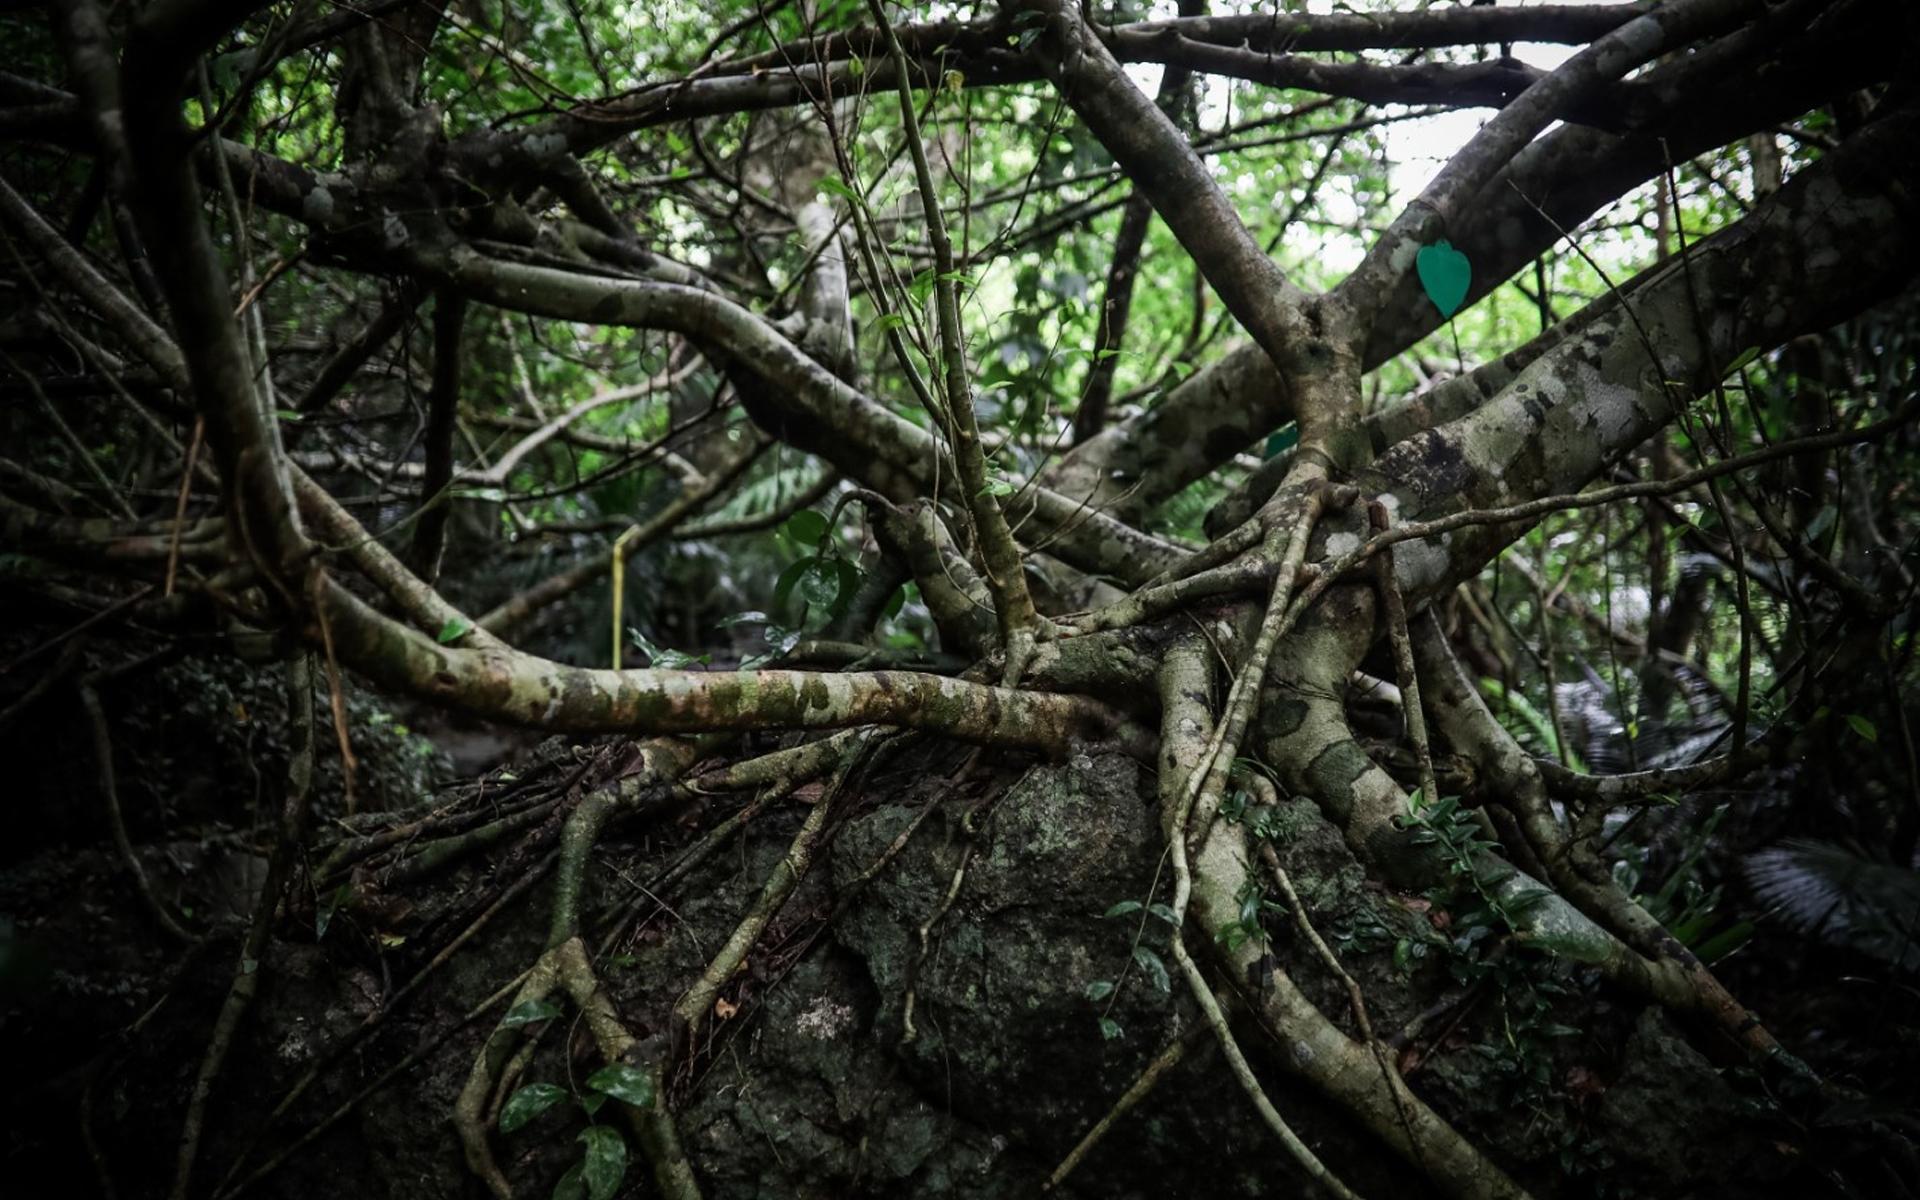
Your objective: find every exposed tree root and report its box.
[672,735,874,1051]
[1043,1022,1209,1192]
[452,727,887,1199]
[1157,634,1366,1200]
[553,938,703,1200]
[1159,618,1535,1199]
[1411,614,1804,1069]
[13,8,1912,1194]
[1261,840,1427,1176]
[899,776,996,1049]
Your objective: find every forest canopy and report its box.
[2,1,1918,1198]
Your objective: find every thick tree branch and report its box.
[1042,0,1897,520]
[1341,0,1759,325]
[1028,0,1311,393]
[419,245,1187,584]
[1363,99,1920,603]
[319,580,1133,751]
[1074,0,1203,447]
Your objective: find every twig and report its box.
[673,741,865,1046]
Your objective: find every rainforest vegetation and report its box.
[2,0,1918,1197]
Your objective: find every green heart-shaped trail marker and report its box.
[1417,240,1471,318]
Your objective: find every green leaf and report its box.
[831,558,863,613]
[1146,903,1180,927]
[1805,505,1838,543]
[1846,714,1878,743]
[1102,899,1143,919]
[1692,919,1756,963]
[1726,345,1763,374]
[1098,1017,1123,1041]
[1084,979,1115,1002]
[740,623,802,669]
[817,176,858,202]
[784,510,829,545]
[774,555,851,626]
[1416,240,1472,318]
[436,616,473,644]
[798,558,842,612]
[577,1126,627,1200]
[882,584,908,620]
[499,1083,568,1133]
[502,999,562,1027]
[316,881,352,940]
[627,626,708,668]
[585,1063,655,1108]
[1506,885,1553,914]
[1262,426,1299,460]
[209,52,243,94]
[1132,945,1171,993]
[773,556,817,616]
[552,1160,587,1200]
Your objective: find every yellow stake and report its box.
[610,527,639,670]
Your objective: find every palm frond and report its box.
[1746,839,1920,972]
